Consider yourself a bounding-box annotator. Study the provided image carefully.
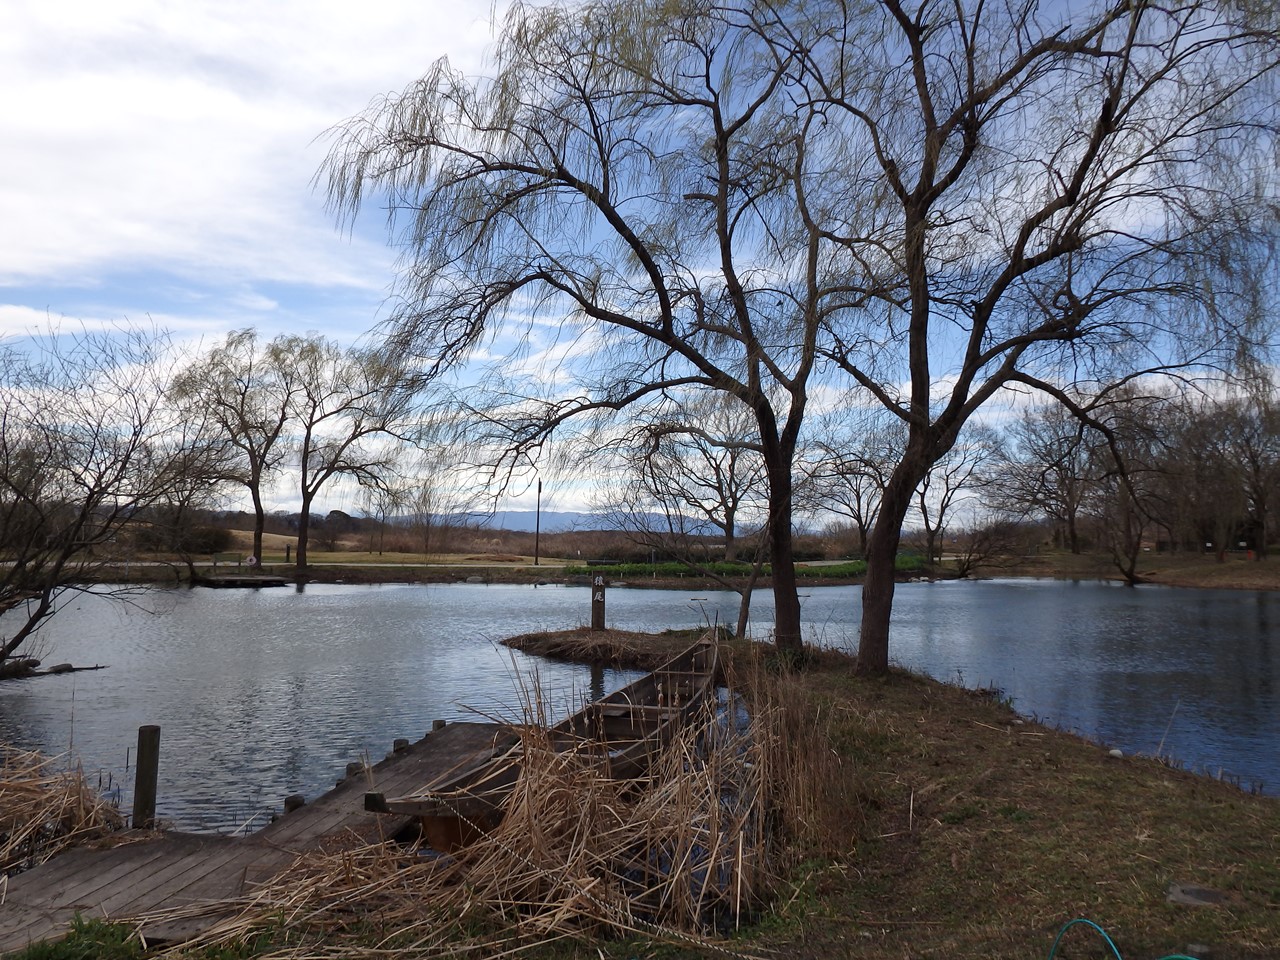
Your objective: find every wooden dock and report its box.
[0,721,517,955]
[193,574,290,588]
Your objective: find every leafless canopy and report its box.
[323,0,1278,669]
[1,329,209,661]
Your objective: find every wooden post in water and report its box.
[132,725,160,829]
[591,574,606,630]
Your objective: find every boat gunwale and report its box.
[366,638,718,821]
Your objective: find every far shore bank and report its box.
[77,549,1280,594]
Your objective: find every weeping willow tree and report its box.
[324,0,1278,672]
[324,0,835,658]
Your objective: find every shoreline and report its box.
[78,553,1280,594]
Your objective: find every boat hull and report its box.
[366,638,719,851]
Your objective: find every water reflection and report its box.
[0,579,1275,833]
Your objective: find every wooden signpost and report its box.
[591,574,606,630]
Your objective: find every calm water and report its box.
[0,579,1275,830]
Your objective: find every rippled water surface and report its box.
[1,578,1274,830]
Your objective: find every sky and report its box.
[0,1,610,518]
[0,1,1150,527]
[0,0,505,347]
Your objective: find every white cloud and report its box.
[0,0,503,327]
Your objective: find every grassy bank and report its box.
[9,631,1276,960]
[76,541,1280,595]
[990,550,1280,592]
[751,650,1278,960]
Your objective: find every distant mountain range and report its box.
[479,510,606,532]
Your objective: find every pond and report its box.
[0,578,1274,830]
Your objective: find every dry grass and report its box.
[1,745,124,877]
[751,659,1280,960]
[128,656,850,958]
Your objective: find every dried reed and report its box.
[725,652,862,860]
[1,744,124,876]
[141,653,848,958]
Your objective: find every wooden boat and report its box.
[365,638,719,850]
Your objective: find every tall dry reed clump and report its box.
[148,650,855,957]
[1,745,124,876]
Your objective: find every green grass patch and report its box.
[562,554,926,579]
[9,917,142,960]
[563,559,761,578]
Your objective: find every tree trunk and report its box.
[1,587,54,662]
[735,589,752,640]
[857,453,926,677]
[296,499,313,570]
[857,514,903,677]
[1111,496,1143,586]
[1255,499,1268,560]
[765,463,803,660]
[250,486,266,568]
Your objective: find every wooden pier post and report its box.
[591,574,606,630]
[132,725,160,830]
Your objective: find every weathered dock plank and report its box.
[0,721,507,956]
[255,722,516,850]
[0,835,252,955]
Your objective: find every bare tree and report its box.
[1083,393,1173,584]
[277,335,417,570]
[0,329,195,665]
[1229,390,1280,560]
[948,514,1033,579]
[172,329,299,567]
[636,407,766,565]
[359,474,409,555]
[912,425,1003,566]
[1153,388,1280,560]
[989,404,1095,554]
[1161,394,1251,560]
[799,411,901,558]
[405,454,466,559]
[325,0,1278,671]
[596,401,770,638]
[800,0,1278,672]
[138,408,241,580]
